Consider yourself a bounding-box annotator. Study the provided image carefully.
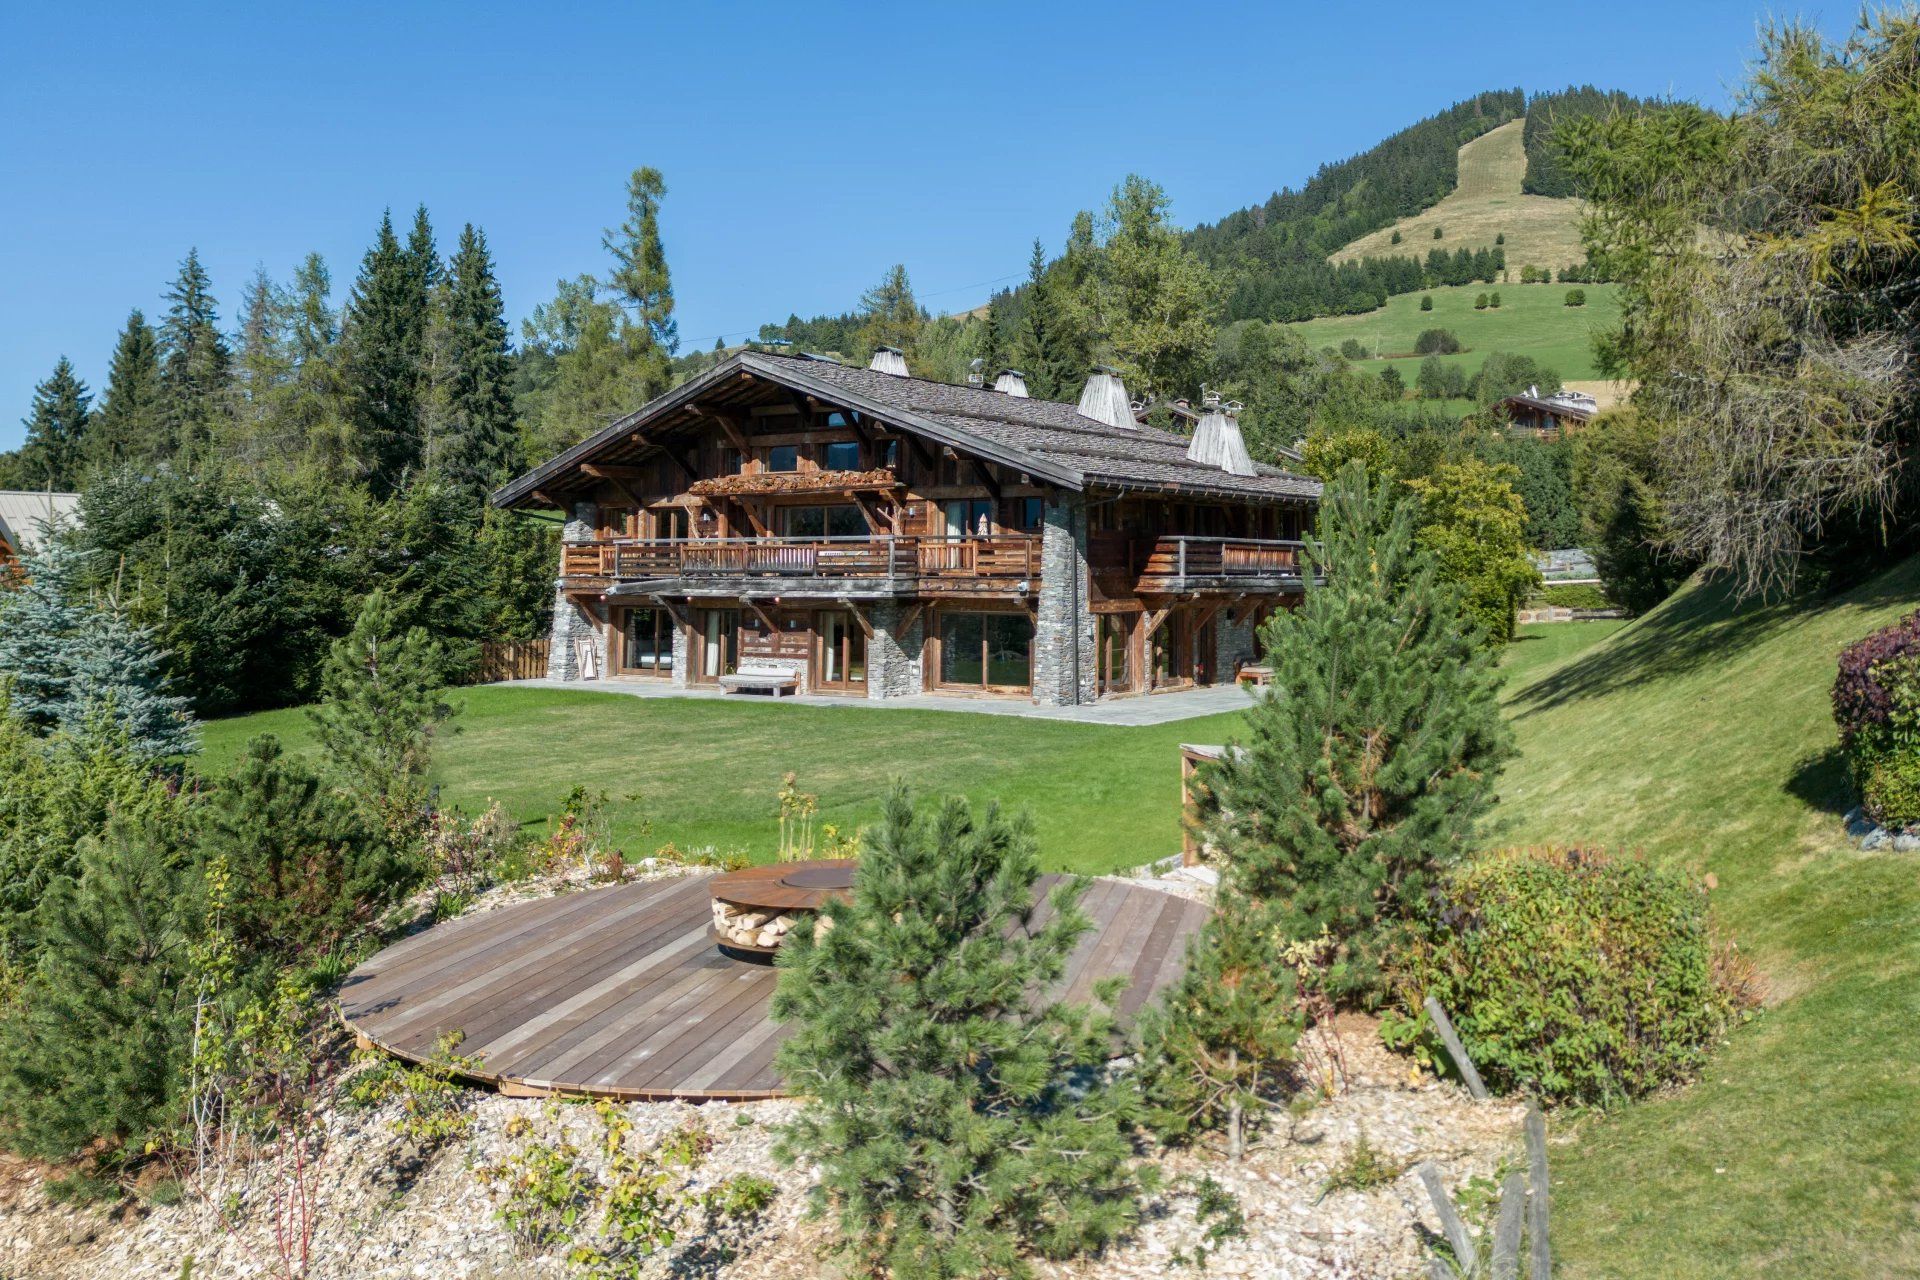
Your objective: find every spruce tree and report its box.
[344,212,429,493]
[58,602,198,761]
[287,252,353,477]
[1197,462,1512,1000]
[17,357,92,490]
[772,785,1146,1278]
[227,266,297,471]
[308,589,453,841]
[854,264,924,360]
[0,538,90,728]
[602,167,677,355]
[158,248,231,455]
[436,224,517,491]
[88,310,164,475]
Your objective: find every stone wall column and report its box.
[1214,607,1258,683]
[1032,497,1097,706]
[669,605,691,687]
[867,599,923,699]
[546,502,603,681]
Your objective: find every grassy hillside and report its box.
[1496,557,1920,1277]
[1332,119,1587,272]
[196,691,1255,875]
[1285,280,1620,382]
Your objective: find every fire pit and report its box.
[709,858,857,956]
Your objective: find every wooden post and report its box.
[1424,996,1490,1101]
[1417,1161,1479,1277]
[1491,1170,1526,1280]
[1525,1105,1551,1280]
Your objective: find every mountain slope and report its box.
[1497,557,1920,1277]
[1330,119,1587,272]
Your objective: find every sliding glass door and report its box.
[816,611,867,693]
[936,611,1031,694]
[615,607,672,677]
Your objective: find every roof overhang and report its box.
[491,352,1087,510]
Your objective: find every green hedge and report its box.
[1394,846,1751,1104]
[1534,583,1611,610]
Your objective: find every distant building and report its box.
[0,490,81,568]
[1492,385,1599,438]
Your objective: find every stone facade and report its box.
[1214,609,1259,681]
[867,600,923,699]
[1030,497,1098,707]
[547,503,606,681]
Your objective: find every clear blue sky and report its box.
[0,0,1853,450]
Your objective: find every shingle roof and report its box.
[492,351,1320,508]
[0,490,80,556]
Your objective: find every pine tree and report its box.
[1137,890,1302,1157]
[307,590,452,841]
[602,167,677,355]
[88,311,164,475]
[1013,240,1084,400]
[0,810,195,1161]
[0,538,90,728]
[772,785,1146,1277]
[17,357,92,489]
[1196,462,1512,1000]
[58,602,198,761]
[199,735,403,969]
[435,224,517,490]
[344,212,430,493]
[158,248,231,456]
[854,264,924,360]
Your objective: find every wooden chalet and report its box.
[1491,386,1599,439]
[491,351,1321,705]
[0,490,80,571]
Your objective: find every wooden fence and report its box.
[471,639,550,683]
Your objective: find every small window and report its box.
[882,439,900,468]
[767,445,799,473]
[1010,498,1045,532]
[822,440,860,471]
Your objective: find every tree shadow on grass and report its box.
[1507,562,1920,722]
[1785,744,1853,820]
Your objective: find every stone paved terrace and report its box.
[490,677,1257,726]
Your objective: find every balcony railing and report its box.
[1092,535,1309,585]
[561,535,1042,586]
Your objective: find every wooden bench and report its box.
[1237,663,1273,686]
[719,667,800,697]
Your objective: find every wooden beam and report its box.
[896,602,928,641]
[651,596,690,628]
[582,465,647,512]
[968,457,1002,499]
[660,447,698,485]
[580,463,651,479]
[1142,606,1174,640]
[742,598,780,635]
[836,600,875,640]
[849,491,885,534]
[1191,599,1227,636]
[732,499,770,537]
[692,403,753,454]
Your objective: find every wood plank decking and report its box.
[338,872,1208,1101]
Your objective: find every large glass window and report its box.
[767,445,799,473]
[818,611,867,690]
[939,612,1031,692]
[620,608,671,676]
[944,499,995,538]
[779,505,866,538]
[822,440,860,471]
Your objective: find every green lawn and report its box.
[1284,281,1621,383]
[1501,618,1628,685]
[196,692,1257,875]
[1494,557,1920,1278]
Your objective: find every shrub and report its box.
[1433,225,1444,239]
[1474,293,1490,310]
[1391,229,1403,245]
[1414,327,1462,355]
[1396,846,1751,1104]
[1537,583,1610,610]
[1833,612,1920,827]
[1419,294,1434,312]
[1564,288,1587,307]
[771,786,1146,1277]
[1489,291,1502,308]
[1338,337,1370,360]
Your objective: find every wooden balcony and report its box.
[561,535,1042,597]
[1093,535,1310,593]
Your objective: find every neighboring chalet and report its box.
[491,350,1321,706]
[0,489,80,570]
[1492,386,1599,438]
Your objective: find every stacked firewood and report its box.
[687,469,898,498]
[710,898,835,949]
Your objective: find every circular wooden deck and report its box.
[338,873,1208,1101]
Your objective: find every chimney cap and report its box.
[1078,366,1135,429]
[991,368,1030,398]
[869,346,909,376]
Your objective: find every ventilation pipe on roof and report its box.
[1077,365,1133,428]
[869,346,909,376]
[1187,388,1258,477]
[992,368,1030,398]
